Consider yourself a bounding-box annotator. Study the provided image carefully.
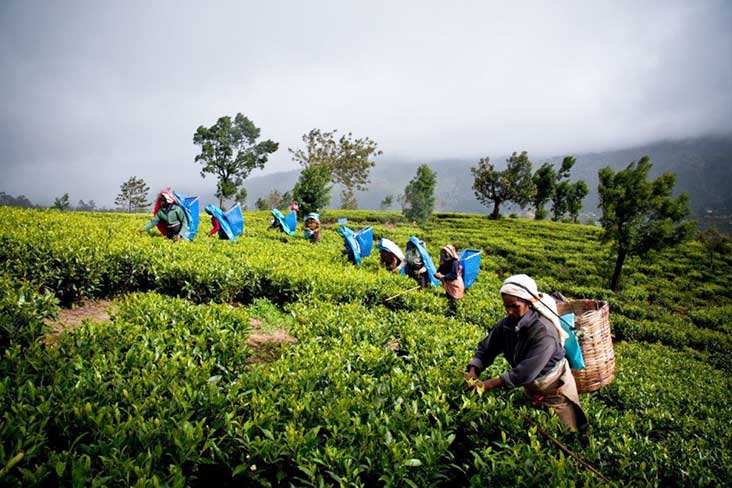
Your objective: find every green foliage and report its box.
[402,164,436,225]
[472,152,534,220]
[380,194,394,210]
[193,113,279,208]
[532,163,556,219]
[256,189,292,212]
[114,176,150,213]
[545,157,587,223]
[566,180,589,223]
[0,275,57,357]
[235,187,248,209]
[289,129,382,207]
[339,188,358,210]
[1,207,731,486]
[52,193,70,211]
[292,165,333,216]
[0,192,34,208]
[598,156,696,290]
[698,226,732,265]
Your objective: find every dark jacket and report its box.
[144,204,188,235]
[468,309,565,387]
[437,259,459,281]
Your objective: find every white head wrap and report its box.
[378,238,405,261]
[499,274,568,345]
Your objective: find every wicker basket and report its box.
[556,299,615,393]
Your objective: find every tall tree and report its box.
[76,199,97,211]
[235,188,248,210]
[551,156,581,221]
[339,189,357,210]
[292,164,333,216]
[255,198,269,211]
[193,113,279,208]
[380,194,394,210]
[53,193,70,211]
[402,164,436,225]
[115,176,150,213]
[598,156,695,291]
[532,163,556,220]
[0,192,33,208]
[289,129,382,209]
[257,189,291,210]
[566,180,589,223]
[698,227,732,266]
[472,151,534,220]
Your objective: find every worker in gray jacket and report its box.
[465,274,588,432]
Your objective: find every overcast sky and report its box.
[1,0,731,207]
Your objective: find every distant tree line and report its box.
[0,192,34,208]
[470,151,588,223]
[11,105,699,293]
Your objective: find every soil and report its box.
[246,331,298,348]
[44,299,115,345]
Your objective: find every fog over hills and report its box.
[237,135,732,221]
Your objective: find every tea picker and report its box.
[270,208,297,236]
[143,189,200,241]
[378,238,405,272]
[205,203,244,241]
[303,213,322,243]
[465,274,589,432]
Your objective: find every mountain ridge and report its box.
[239,135,732,222]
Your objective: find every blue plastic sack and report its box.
[271,209,296,236]
[224,203,244,238]
[355,226,373,257]
[559,313,585,369]
[174,191,199,240]
[458,249,481,288]
[400,236,440,287]
[339,225,362,264]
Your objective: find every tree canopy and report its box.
[289,129,381,209]
[292,165,333,216]
[402,164,436,225]
[194,113,278,209]
[0,192,33,208]
[115,176,150,213]
[598,156,695,291]
[532,163,556,220]
[255,189,291,211]
[471,152,534,219]
[53,193,70,211]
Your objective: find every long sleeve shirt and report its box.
[467,310,565,387]
[144,204,188,236]
[437,259,459,281]
[208,217,221,237]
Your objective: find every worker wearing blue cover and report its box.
[402,237,440,288]
[143,190,188,240]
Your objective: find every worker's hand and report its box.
[467,377,504,393]
[482,378,505,391]
[435,272,444,280]
[464,368,479,390]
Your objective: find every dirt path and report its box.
[44,299,115,345]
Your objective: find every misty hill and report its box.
[240,135,732,223]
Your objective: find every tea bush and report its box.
[1,207,731,486]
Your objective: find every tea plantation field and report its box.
[1,207,731,486]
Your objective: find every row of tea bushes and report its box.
[3,286,732,486]
[2,207,731,367]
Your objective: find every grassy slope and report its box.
[1,207,731,486]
